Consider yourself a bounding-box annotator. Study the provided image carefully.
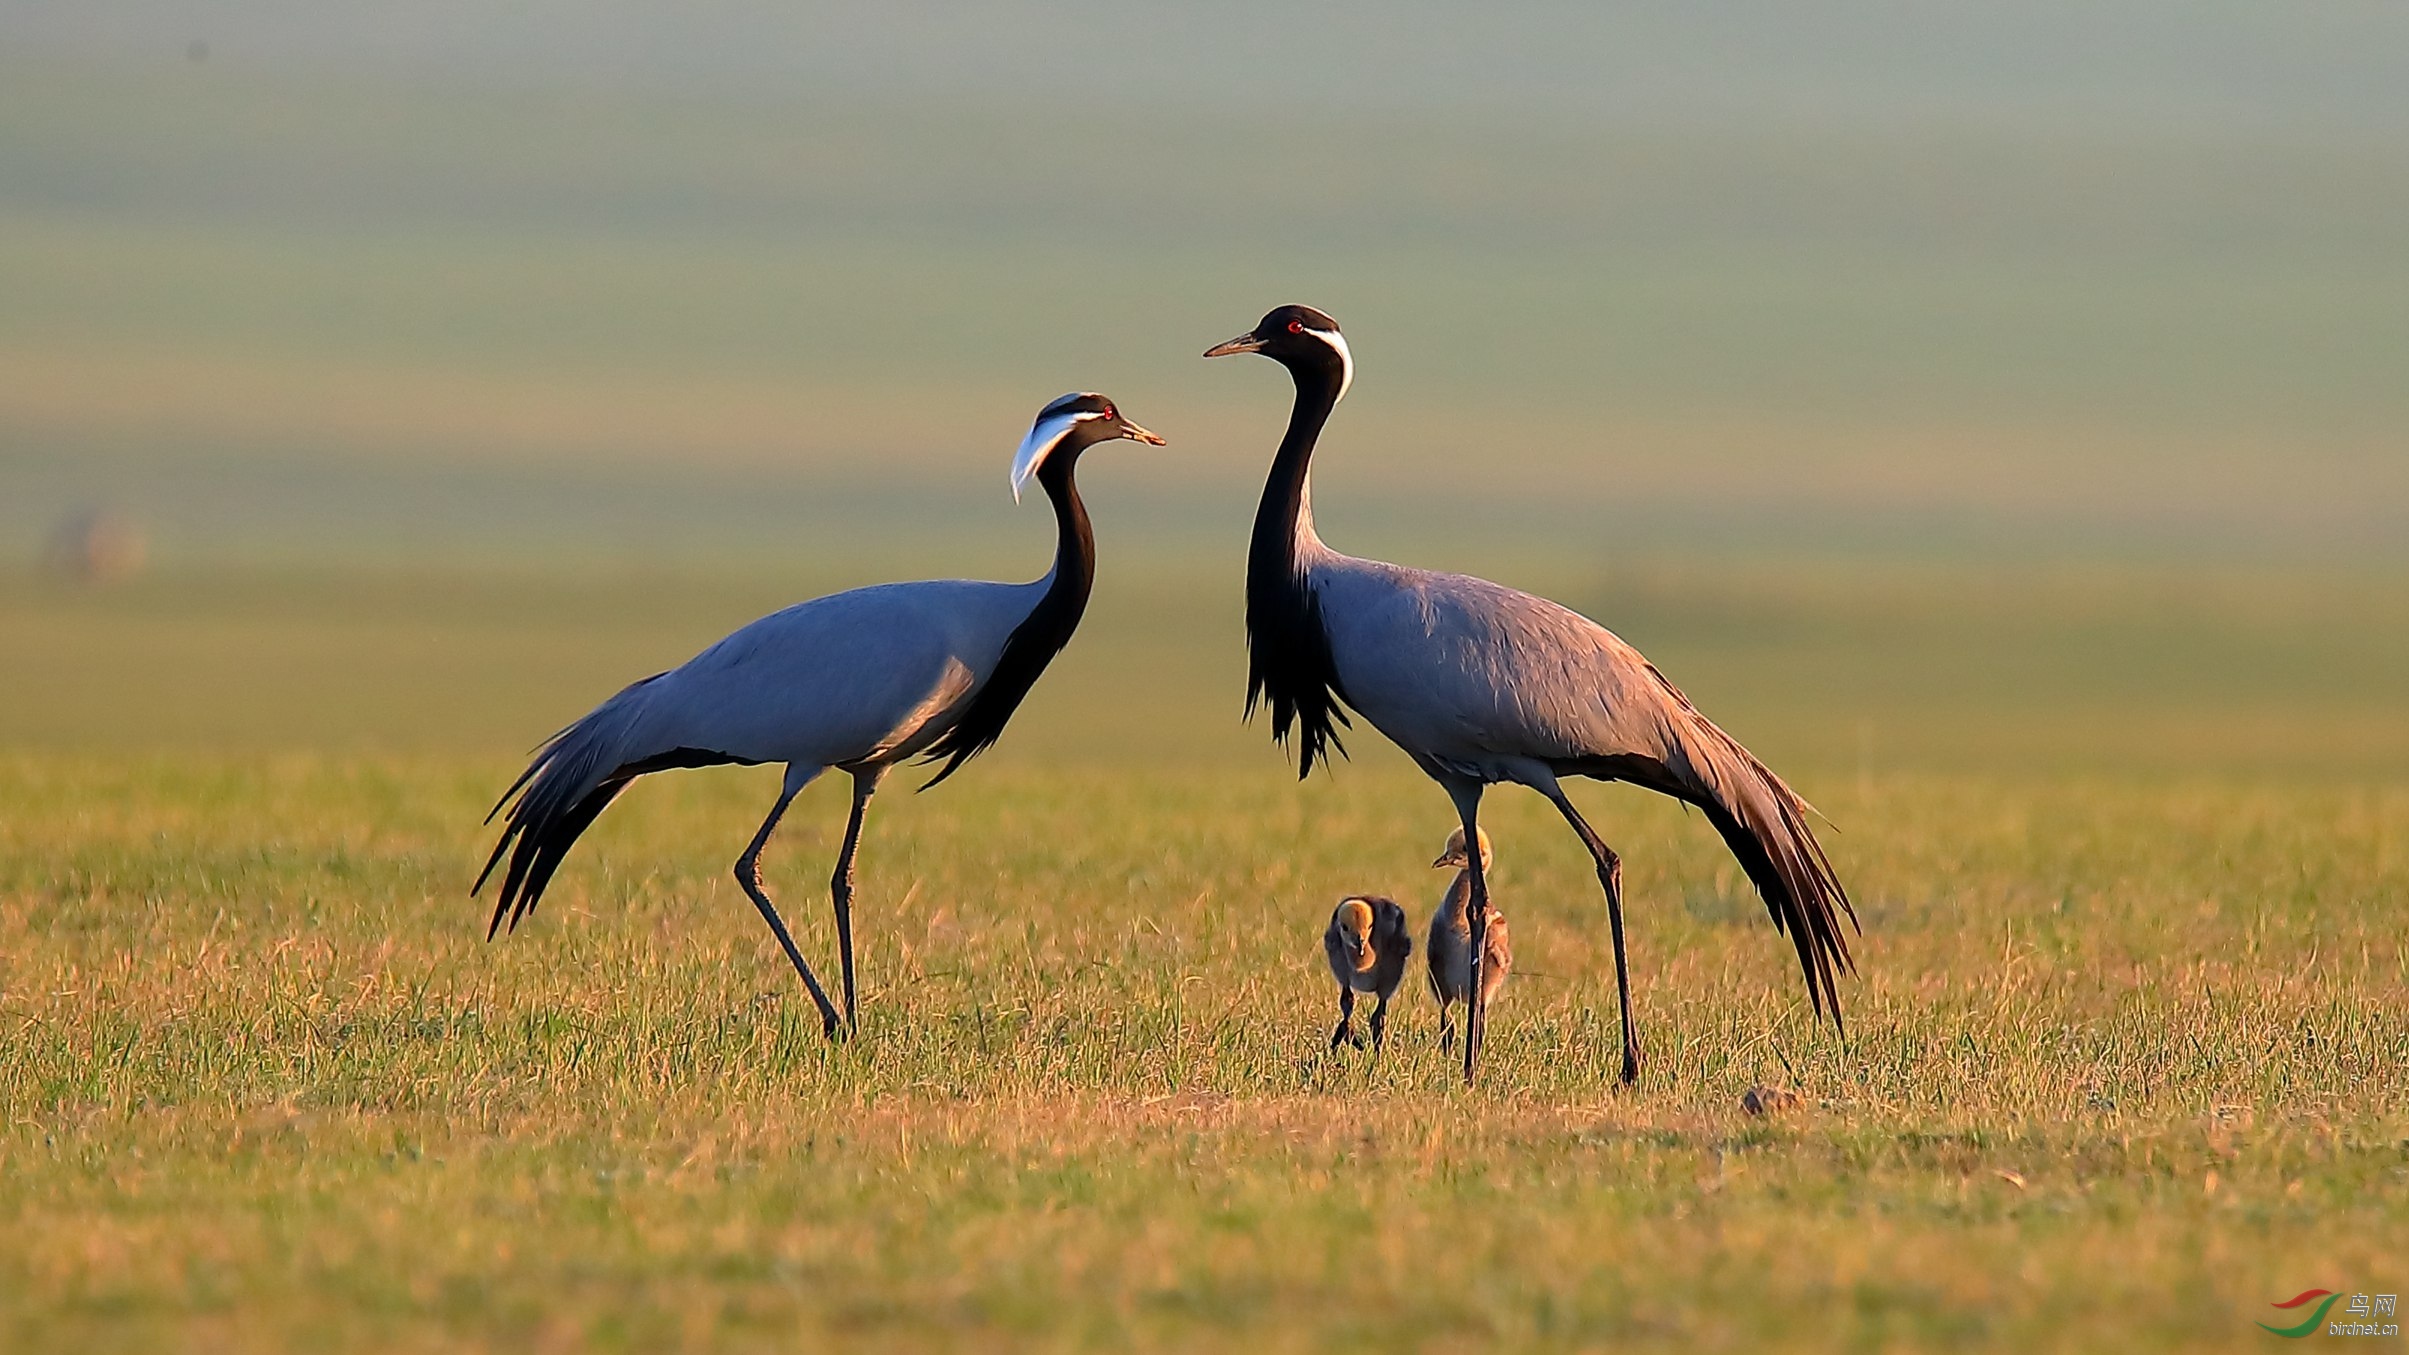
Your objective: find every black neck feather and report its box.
[1245,360,1352,778]
[921,452,1094,787]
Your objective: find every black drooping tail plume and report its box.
[473,674,746,939]
[1667,699,1856,1026]
[1594,668,1859,1027]
[1696,774,1855,1028]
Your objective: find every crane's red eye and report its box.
[1102,405,1115,419]
[1285,320,1304,334]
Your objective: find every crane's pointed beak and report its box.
[1203,332,1266,359]
[1121,421,1167,446]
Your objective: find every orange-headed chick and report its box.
[1322,894,1413,1050]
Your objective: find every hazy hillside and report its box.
[4,4,2405,566]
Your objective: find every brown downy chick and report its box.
[1322,894,1413,1051]
[1427,826,1511,1052]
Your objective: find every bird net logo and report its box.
[2258,1289,2399,1339]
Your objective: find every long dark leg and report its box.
[1467,845,1491,1079]
[1369,990,1392,1051]
[831,769,882,1034]
[1443,778,1489,1086]
[734,776,843,1038]
[1330,986,1356,1052]
[1544,784,1640,1084]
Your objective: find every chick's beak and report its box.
[1433,849,1466,869]
[1120,420,1167,446]
[1202,332,1267,359]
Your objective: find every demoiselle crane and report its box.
[1321,894,1413,1051]
[1426,826,1511,1058]
[474,393,1165,1037]
[1206,306,1854,1084]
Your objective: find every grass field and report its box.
[3,563,2405,1351]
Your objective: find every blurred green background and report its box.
[5,2,2406,776]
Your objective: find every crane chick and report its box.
[1427,827,1511,1054]
[1322,894,1413,1051]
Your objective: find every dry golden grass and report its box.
[1,749,2402,1351]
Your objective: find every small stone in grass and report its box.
[1741,1085,1803,1117]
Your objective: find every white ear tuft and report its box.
[1011,403,1106,500]
[1304,325,1354,403]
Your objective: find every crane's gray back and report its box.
[641,577,1044,769]
[1304,548,1677,780]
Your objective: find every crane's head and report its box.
[1432,826,1493,872]
[1011,392,1164,500]
[1202,304,1352,404]
[1332,896,1379,972]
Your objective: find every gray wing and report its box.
[1425,877,1468,1004]
[1373,898,1414,999]
[640,578,1039,768]
[1308,555,1676,775]
[1376,898,1413,960]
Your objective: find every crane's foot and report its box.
[1619,1044,1643,1085]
